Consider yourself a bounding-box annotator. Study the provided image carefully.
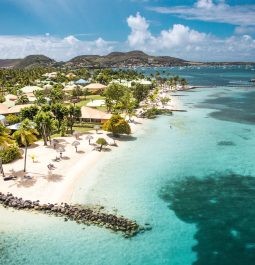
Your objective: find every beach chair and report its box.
[3,175,16,181]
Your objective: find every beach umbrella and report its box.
[52,139,59,149]
[72,141,80,152]
[86,135,93,145]
[71,98,80,105]
[0,157,5,178]
[56,146,65,158]
[94,125,100,134]
[73,131,81,140]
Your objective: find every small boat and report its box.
[250,79,255,83]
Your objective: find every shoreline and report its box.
[0,117,145,205]
[0,93,184,206]
[0,192,146,237]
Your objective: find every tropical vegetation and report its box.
[103,114,131,137]
[12,119,38,172]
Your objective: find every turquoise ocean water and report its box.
[1,66,255,265]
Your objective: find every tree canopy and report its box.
[103,114,131,137]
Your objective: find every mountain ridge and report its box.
[0,51,254,69]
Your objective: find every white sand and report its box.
[0,120,142,204]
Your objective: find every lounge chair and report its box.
[3,175,17,181]
[47,164,56,170]
[24,175,32,179]
[53,157,61,162]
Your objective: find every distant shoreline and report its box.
[1,51,254,69]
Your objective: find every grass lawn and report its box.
[76,95,105,107]
[50,122,102,138]
[66,95,107,112]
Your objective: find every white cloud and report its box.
[126,13,207,52]
[195,0,214,9]
[148,0,255,26]
[158,24,207,48]
[235,26,255,35]
[0,13,254,62]
[0,35,115,61]
[127,12,154,47]
[126,13,255,61]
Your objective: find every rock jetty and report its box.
[0,192,151,237]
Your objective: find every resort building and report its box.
[110,80,132,88]
[42,72,58,79]
[21,86,43,94]
[75,79,89,86]
[138,79,152,86]
[0,104,33,115]
[5,94,18,102]
[0,114,6,125]
[110,79,152,88]
[0,104,9,115]
[43,84,53,89]
[80,106,111,123]
[84,83,107,93]
[66,73,76,79]
[2,101,15,108]
[63,84,78,93]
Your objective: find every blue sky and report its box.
[0,0,254,61]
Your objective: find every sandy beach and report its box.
[0,95,183,205]
[0,118,144,204]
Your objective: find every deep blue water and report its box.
[138,65,255,87]
[1,66,255,265]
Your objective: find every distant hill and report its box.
[67,51,188,68]
[14,55,56,69]
[1,51,254,69]
[0,59,21,68]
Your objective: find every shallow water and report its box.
[1,67,255,265]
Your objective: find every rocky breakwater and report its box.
[0,192,152,237]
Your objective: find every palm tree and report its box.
[0,123,14,148]
[180,78,188,89]
[0,123,14,179]
[96,138,108,152]
[13,119,38,172]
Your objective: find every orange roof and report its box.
[24,92,35,97]
[0,104,9,114]
[81,106,111,120]
[84,83,107,90]
[0,104,33,115]
[63,86,76,92]
[5,94,18,101]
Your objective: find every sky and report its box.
[0,0,255,61]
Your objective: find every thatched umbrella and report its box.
[0,157,5,178]
[73,131,81,140]
[56,146,65,158]
[52,139,59,149]
[72,141,80,152]
[94,125,100,134]
[86,135,93,145]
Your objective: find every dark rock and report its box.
[0,192,144,237]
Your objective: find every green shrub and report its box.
[0,95,5,103]
[103,114,131,136]
[0,145,21,164]
[60,118,68,137]
[6,114,20,125]
[143,107,172,119]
